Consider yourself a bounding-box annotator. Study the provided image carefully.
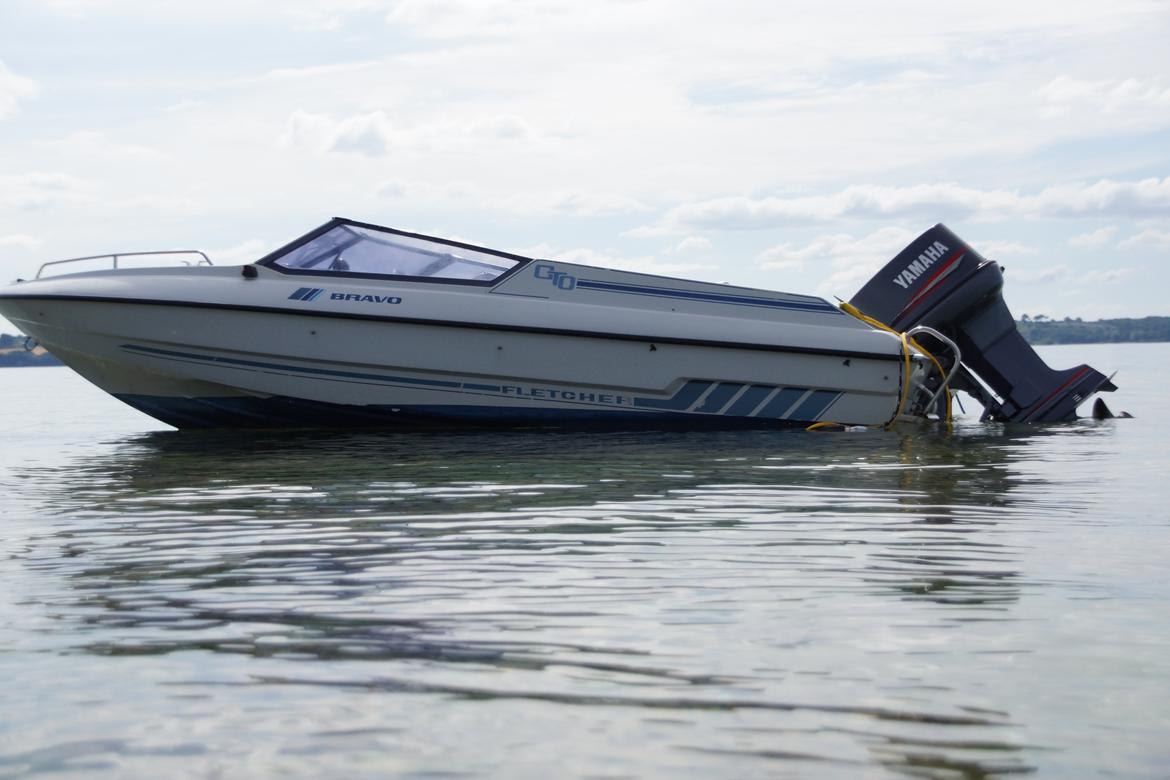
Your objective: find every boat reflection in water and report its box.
[17,421,1122,777]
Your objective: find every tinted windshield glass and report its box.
[269,224,523,281]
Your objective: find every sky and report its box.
[2,0,1169,333]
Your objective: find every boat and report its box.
[0,218,1117,429]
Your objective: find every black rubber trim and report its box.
[0,294,903,362]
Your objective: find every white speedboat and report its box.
[0,218,1116,429]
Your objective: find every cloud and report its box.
[386,0,629,40]
[1068,226,1118,249]
[374,178,476,202]
[672,236,712,253]
[279,109,547,159]
[494,189,651,217]
[0,173,90,210]
[1010,264,1073,284]
[1039,75,1170,114]
[210,238,270,265]
[1081,267,1138,284]
[40,131,167,163]
[0,234,42,251]
[0,61,38,119]
[528,191,649,217]
[466,114,536,140]
[258,61,379,83]
[639,177,1170,232]
[751,226,919,295]
[374,177,646,217]
[39,0,388,25]
[971,240,1037,257]
[1012,264,1139,286]
[279,110,397,157]
[1118,229,1170,251]
[533,244,719,279]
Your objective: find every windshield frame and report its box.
[256,217,533,286]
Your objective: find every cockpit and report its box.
[259,219,529,283]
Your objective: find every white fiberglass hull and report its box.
[0,245,913,429]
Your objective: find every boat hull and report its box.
[1,296,907,429]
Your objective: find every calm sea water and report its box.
[2,342,1169,779]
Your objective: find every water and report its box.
[1,343,1169,779]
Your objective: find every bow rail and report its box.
[35,250,213,279]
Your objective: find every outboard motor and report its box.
[850,224,1116,422]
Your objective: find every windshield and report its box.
[266,223,524,282]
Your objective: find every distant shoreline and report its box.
[1017,316,1170,345]
[0,347,63,367]
[2,318,1169,367]
[0,333,63,367]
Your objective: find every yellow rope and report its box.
[805,302,953,431]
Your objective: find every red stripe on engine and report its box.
[893,248,967,323]
[1025,366,1091,419]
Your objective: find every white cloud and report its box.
[672,236,712,253]
[1013,264,1139,286]
[641,178,1170,233]
[1011,264,1073,284]
[540,245,718,279]
[258,61,379,83]
[210,238,269,265]
[0,61,38,119]
[525,191,649,217]
[466,114,536,141]
[1082,267,1138,283]
[1068,226,1118,249]
[279,109,547,159]
[0,234,42,251]
[385,0,646,40]
[373,177,647,217]
[39,0,388,24]
[972,240,1037,257]
[0,173,90,210]
[751,226,918,295]
[280,110,398,157]
[1118,229,1170,251]
[40,131,167,163]
[1039,75,1170,115]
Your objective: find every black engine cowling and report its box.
[850,224,1115,422]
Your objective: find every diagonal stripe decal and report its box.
[633,380,712,410]
[695,382,745,413]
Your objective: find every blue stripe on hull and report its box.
[790,390,842,421]
[694,382,745,413]
[112,394,829,431]
[724,385,773,417]
[756,388,807,419]
[114,344,861,429]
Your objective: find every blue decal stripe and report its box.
[633,380,712,410]
[574,280,839,313]
[114,393,822,430]
[756,388,808,419]
[289,287,311,300]
[304,288,324,301]
[789,390,842,422]
[462,382,502,392]
[122,344,463,389]
[695,382,745,414]
[724,385,775,417]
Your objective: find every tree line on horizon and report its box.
[1015,316,1170,345]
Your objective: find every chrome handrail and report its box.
[905,325,963,413]
[35,250,213,279]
